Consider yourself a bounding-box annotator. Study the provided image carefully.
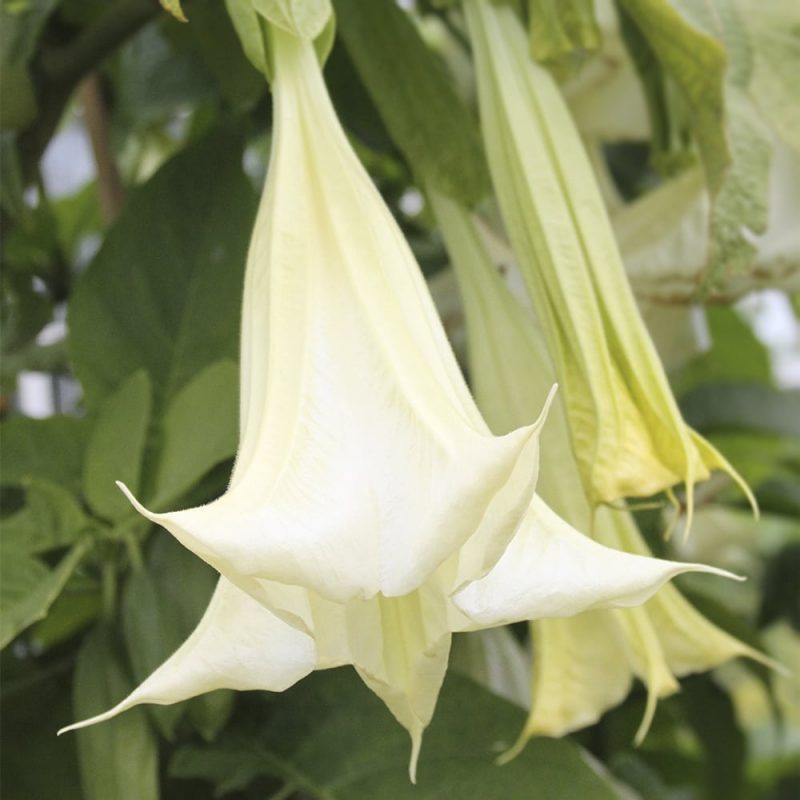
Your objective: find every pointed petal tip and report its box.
[116,481,158,520]
[633,683,659,747]
[408,727,422,784]
[58,693,143,736]
[496,732,528,766]
[530,383,559,432]
[57,707,119,736]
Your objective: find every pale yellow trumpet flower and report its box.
[464,0,754,523]
[430,187,770,756]
[61,18,738,780]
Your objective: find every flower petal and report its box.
[58,577,315,734]
[451,495,739,629]
[504,612,632,756]
[120,27,542,604]
[464,0,752,511]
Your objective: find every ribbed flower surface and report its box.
[61,22,741,780]
[464,0,755,520]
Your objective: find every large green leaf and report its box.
[0,542,88,649]
[334,0,491,206]
[151,359,238,508]
[83,371,152,522]
[73,626,159,800]
[681,675,746,800]
[171,670,617,798]
[0,415,89,493]
[68,126,256,413]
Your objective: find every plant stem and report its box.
[19,0,159,182]
[79,72,125,224]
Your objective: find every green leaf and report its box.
[674,306,772,394]
[172,670,618,798]
[73,626,159,800]
[253,0,333,40]
[0,0,60,65]
[0,415,89,493]
[114,24,218,131]
[741,0,800,154]
[617,0,728,189]
[225,0,270,76]
[680,383,800,438]
[152,359,238,508]
[334,0,491,206]
[68,126,256,412]
[0,61,36,130]
[528,0,601,77]
[122,535,222,738]
[0,653,83,800]
[619,0,773,288]
[186,689,235,743]
[1,270,52,352]
[32,583,102,650]
[2,479,88,554]
[681,675,746,800]
[83,371,152,521]
[183,0,266,109]
[0,542,88,649]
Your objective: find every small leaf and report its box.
[159,0,188,23]
[0,415,89,494]
[2,479,88,554]
[0,542,88,649]
[83,371,152,522]
[528,0,601,77]
[617,0,729,190]
[73,627,159,800]
[187,690,235,742]
[334,0,491,206]
[225,0,270,77]
[152,359,238,508]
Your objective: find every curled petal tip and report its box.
[408,728,422,784]
[116,481,156,520]
[531,382,559,432]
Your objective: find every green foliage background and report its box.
[1,0,799,798]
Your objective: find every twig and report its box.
[18,0,159,182]
[79,72,125,223]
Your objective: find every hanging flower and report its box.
[61,16,736,780]
[463,0,755,523]
[430,186,772,755]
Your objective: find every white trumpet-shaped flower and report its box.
[430,188,772,754]
[464,0,754,520]
[61,22,739,780]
